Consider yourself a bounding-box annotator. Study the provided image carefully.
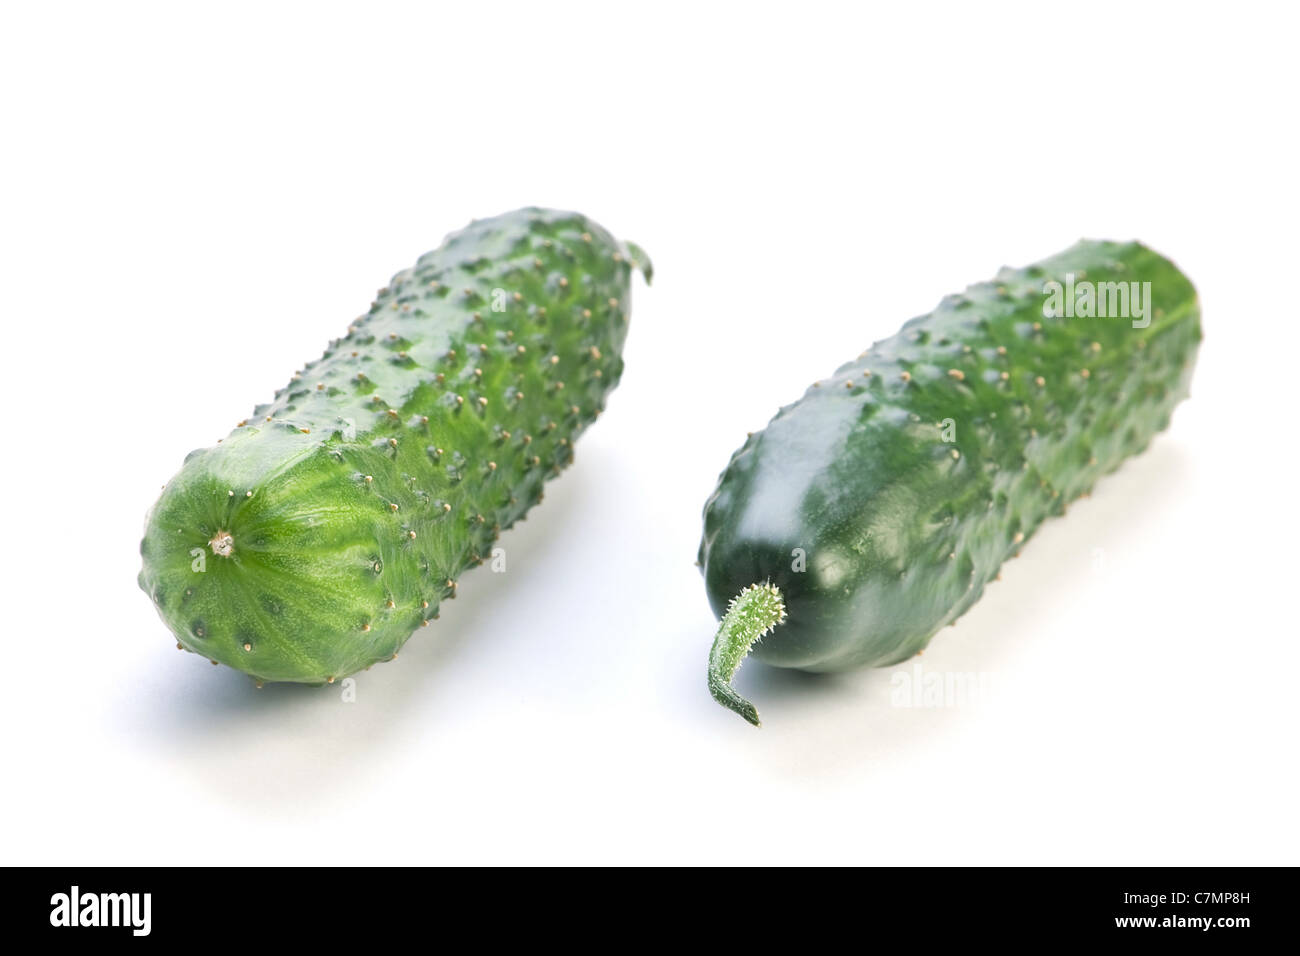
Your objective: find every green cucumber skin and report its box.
[699,240,1200,674]
[140,208,649,683]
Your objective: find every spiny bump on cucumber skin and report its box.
[699,240,1201,721]
[140,208,650,684]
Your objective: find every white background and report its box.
[2,2,1297,865]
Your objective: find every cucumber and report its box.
[140,208,649,684]
[700,240,1200,725]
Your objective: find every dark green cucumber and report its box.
[140,208,649,684]
[700,240,1201,725]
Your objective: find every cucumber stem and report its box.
[707,582,786,727]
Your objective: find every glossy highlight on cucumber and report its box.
[140,208,649,684]
[700,241,1200,725]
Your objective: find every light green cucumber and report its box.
[140,208,649,684]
